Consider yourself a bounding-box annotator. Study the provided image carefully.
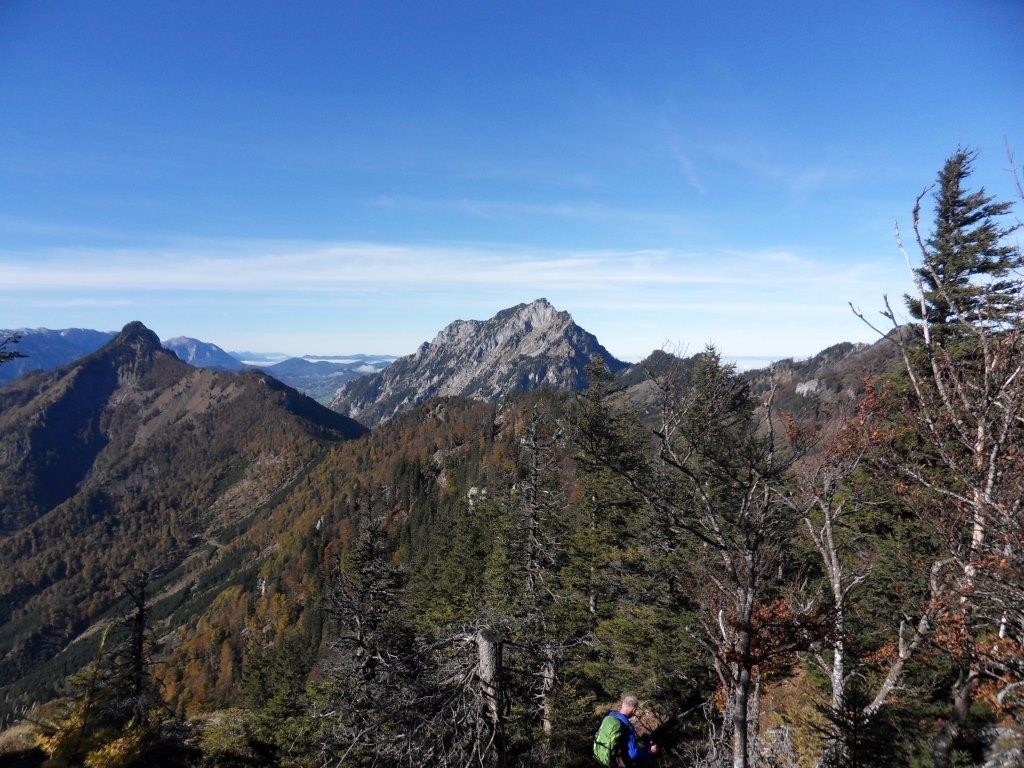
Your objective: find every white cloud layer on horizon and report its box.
[1,240,899,292]
[0,238,912,360]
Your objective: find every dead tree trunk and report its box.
[932,669,979,768]
[732,585,755,768]
[801,438,945,768]
[476,628,505,768]
[540,645,556,737]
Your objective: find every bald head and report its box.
[619,694,639,717]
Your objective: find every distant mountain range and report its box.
[163,336,246,371]
[2,310,894,424]
[331,298,628,425]
[231,351,392,368]
[0,327,117,385]
[253,356,394,404]
[0,329,395,405]
[164,338,395,402]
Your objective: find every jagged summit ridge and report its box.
[331,298,626,425]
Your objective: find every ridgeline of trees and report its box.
[4,148,1024,767]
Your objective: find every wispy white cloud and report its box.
[0,237,912,361]
[669,141,706,194]
[371,195,692,229]
[18,297,137,308]
[707,143,868,196]
[0,239,900,293]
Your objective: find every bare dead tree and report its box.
[314,522,509,768]
[475,628,505,768]
[488,402,584,765]
[316,524,490,766]
[681,699,734,768]
[406,627,508,768]
[513,406,568,761]
[795,424,946,767]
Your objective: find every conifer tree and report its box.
[859,147,1024,768]
[34,572,188,767]
[570,357,653,630]
[485,405,569,762]
[309,521,426,765]
[905,147,1022,334]
[583,349,802,768]
[582,359,715,747]
[0,332,23,365]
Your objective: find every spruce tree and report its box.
[864,148,1024,767]
[34,572,190,767]
[905,147,1021,334]
[0,333,23,364]
[571,356,711,759]
[309,521,425,765]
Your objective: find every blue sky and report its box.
[1,1,1022,361]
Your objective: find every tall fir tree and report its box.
[905,147,1022,335]
[34,572,191,767]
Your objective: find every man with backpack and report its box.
[593,694,659,766]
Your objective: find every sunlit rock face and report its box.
[330,298,626,425]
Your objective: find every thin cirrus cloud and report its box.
[371,195,693,229]
[0,240,902,295]
[18,298,137,309]
[668,140,706,195]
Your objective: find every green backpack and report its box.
[593,712,625,767]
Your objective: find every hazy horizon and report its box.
[2,309,839,368]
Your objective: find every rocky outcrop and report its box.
[330,299,626,425]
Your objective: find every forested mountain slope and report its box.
[2,332,1014,767]
[0,322,1011,768]
[616,337,899,421]
[0,322,367,712]
[146,358,945,767]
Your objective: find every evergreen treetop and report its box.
[906,147,1021,333]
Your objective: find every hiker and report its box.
[593,694,659,766]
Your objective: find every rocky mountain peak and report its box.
[331,299,626,425]
[502,297,560,324]
[432,318,482,347]
[112,320,163,351]
[91,321,174,379]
